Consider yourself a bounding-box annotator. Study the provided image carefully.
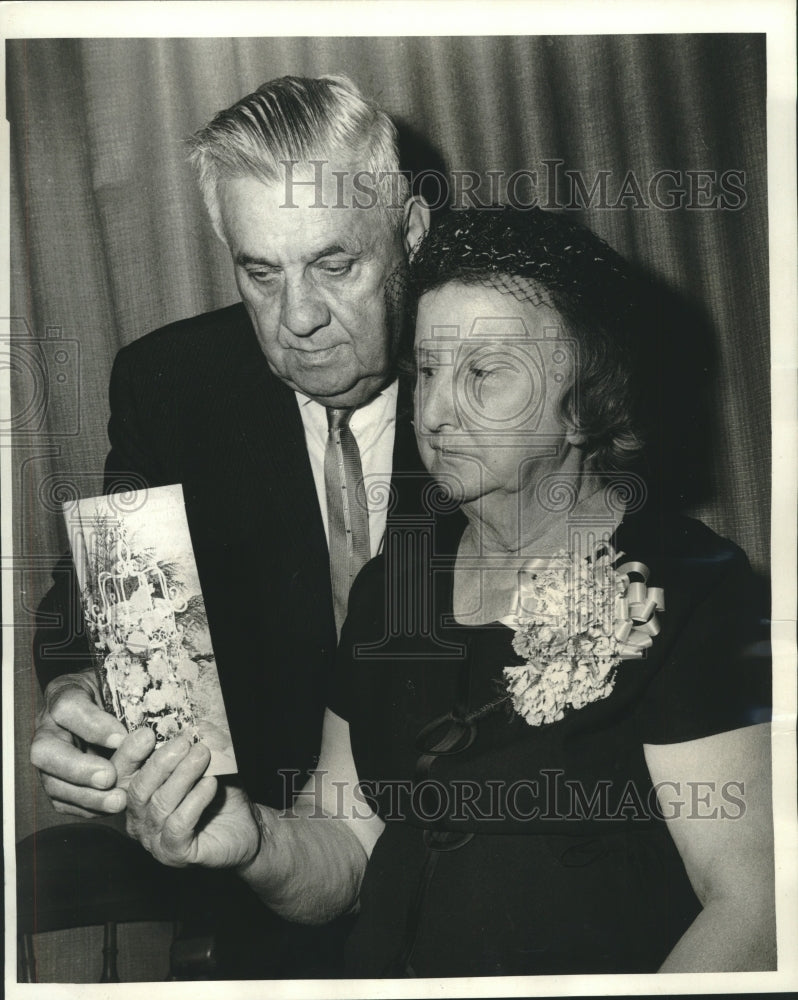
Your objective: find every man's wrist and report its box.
[236,801,269,877]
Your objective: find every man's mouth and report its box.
[292,344,343,363]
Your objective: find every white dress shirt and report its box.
[295,380,398,558]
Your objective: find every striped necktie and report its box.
[325,407,371,636]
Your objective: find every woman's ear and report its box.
[402,195,430,253]
[566,424,587,447]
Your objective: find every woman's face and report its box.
[414,282,580,505]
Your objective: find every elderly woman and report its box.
[125,208,774,977]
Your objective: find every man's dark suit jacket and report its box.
[34,301,429,810]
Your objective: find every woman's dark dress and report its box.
[329,507,770,978]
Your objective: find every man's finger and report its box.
[161,776,219,863]
[31,730,117,790]
[127,737,193,815]
[111,728,157,787]
[50,800,103,820]
[40,773,127,814]
[47,684,127,749]
[146,745,212,828]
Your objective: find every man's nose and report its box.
[280,276,331,337]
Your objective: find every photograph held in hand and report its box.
[62,485,237,777]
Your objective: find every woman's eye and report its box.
[419,365,436,379]
[469,366,494,380]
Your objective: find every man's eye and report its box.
[469,366,493,380]
[247,269,279,284]
[317,260,353,276]
[419,365,436,379]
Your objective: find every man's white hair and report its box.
[187,74,409,241]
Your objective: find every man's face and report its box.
[218,163,406,408]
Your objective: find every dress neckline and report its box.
[449,511,626,629]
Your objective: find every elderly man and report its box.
[29,74,429,975]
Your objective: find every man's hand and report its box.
[30,670,155,817]
[126,736,262,870]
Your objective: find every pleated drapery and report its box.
[9,37,769,978]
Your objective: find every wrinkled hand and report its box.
[126,736,261,870]
[30,670,155,817]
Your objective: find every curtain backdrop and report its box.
[8,33,768,978]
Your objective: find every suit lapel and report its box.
[226,327,330,575]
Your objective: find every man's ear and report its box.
[402,195,430,253]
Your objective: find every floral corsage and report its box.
[502,544,664,726]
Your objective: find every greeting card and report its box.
[63,485,237,776]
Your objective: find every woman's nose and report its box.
[280,276,331,337]
[418,373,457,433]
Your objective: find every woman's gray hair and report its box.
[187,74,409,240]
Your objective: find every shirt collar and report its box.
[294,379,399,414]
